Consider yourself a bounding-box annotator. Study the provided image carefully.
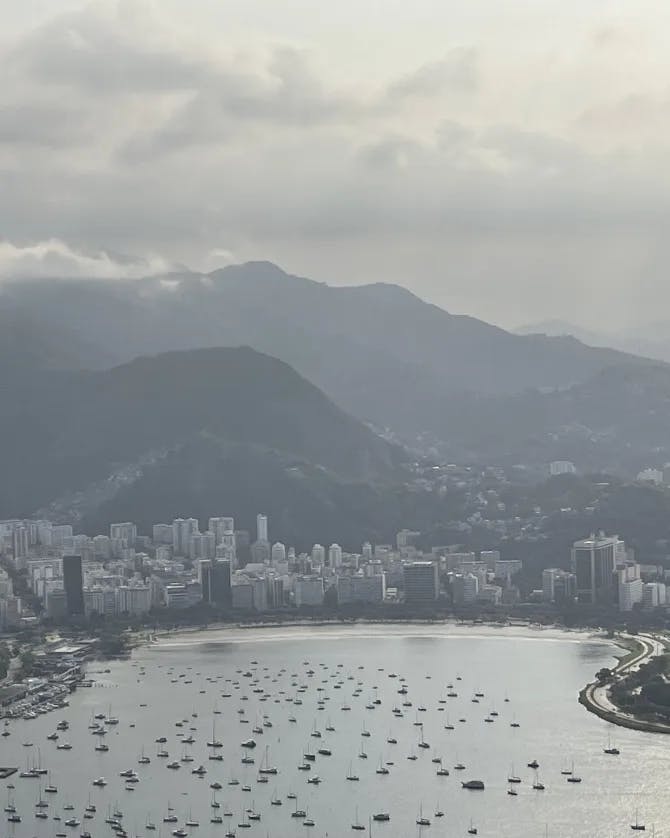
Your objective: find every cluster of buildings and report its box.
[0,514,530,626]
[541,532,670,612]
[6,516,667,625]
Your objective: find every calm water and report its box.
[0,624,666,837]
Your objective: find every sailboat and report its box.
[416,803,430,826]
[258,744,277,774]
[604,733,620,755]
[468,818,478,835]
[631,809,645,831]
[185,808,199,827]
[163,801,177,823]
[566,760,582,783]
[351,806,365,830]
[375,756,389,775]
[207,719,223,748]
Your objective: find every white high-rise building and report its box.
[618,578,643,611]
[328,544,343,569]
[216,530,237,567]
[12,527,29,562]
[117,584,152,615]
[36,520,53,546]
[172,518,199,557]
[256,515,268,543]
[110,522,137,544]
[311,544,326,566]
[271,542,287,564]
[542,568,556,602]
[209,517,235,544]
[452,573,479,605]
[642,582,666,609]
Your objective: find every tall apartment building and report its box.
[403,562,439,604]
[571,533,624,604]
[452,572,479,605]
[110,522,137,545]
[62,555,84,616]
[172,518,199,557]
[256,515,268,543]
[271,542,287,564]
[328,544,343,569]
[208,517,235,544]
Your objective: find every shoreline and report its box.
[578,632,670,734]
[132,616,612,649]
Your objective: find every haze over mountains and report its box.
[1,260,647,419]
[516,319,670,366]
[2,260,670,533]
[0,346,404,542]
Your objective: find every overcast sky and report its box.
[2,0,670,330]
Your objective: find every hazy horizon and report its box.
[3,1,670,331]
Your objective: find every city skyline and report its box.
[5,506,668,629]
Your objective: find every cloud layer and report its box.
[2,0,669,329]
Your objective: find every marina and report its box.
[0,624,667,837]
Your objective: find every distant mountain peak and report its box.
[220,259,287,276]
[210,260,299,282]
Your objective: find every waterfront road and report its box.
[581,632,670,733]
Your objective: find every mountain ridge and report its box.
[0,345,401,520]
[0,261,649,439]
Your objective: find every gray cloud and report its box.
[7,3,210,93]
[0,102,89,146]
[1,1,670,330]
[386,48,479,100]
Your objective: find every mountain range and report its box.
[2,261,670,536]
[0,261,647,428]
